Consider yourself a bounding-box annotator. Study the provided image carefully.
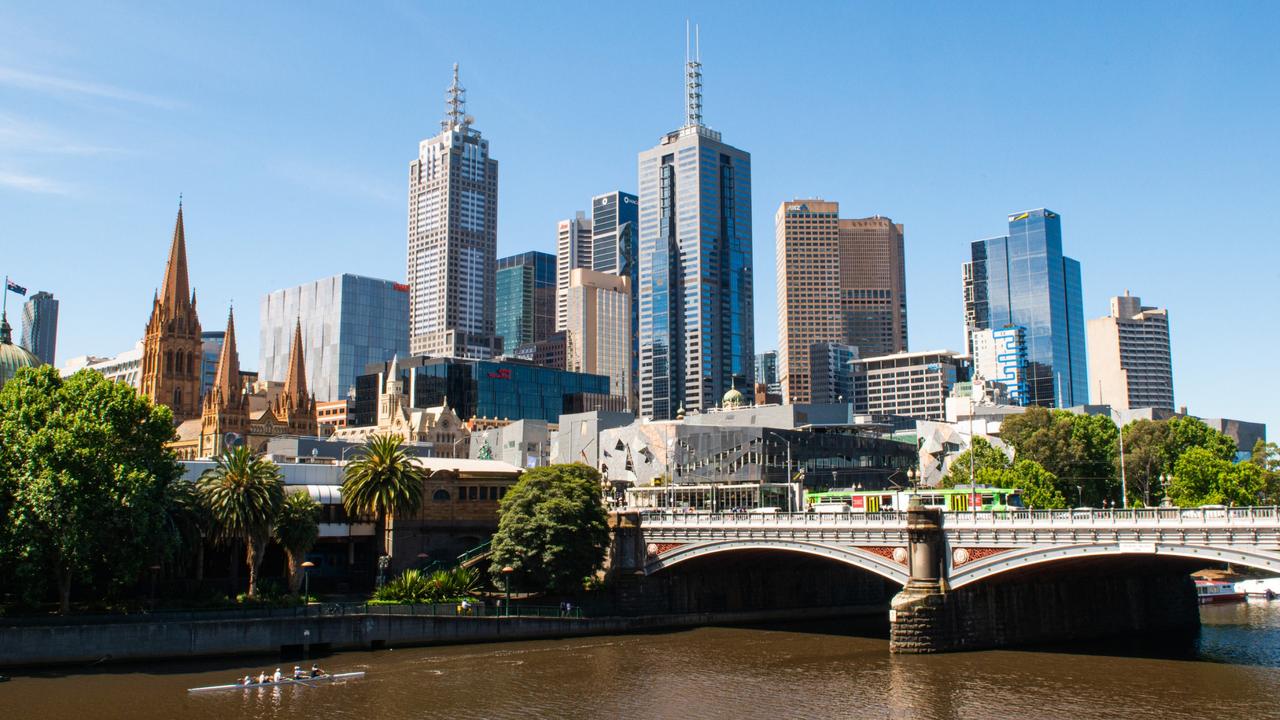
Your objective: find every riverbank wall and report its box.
[0,604,885,670]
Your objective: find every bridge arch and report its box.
[949,542,1280,589]
[645,539,910,586]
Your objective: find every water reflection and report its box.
[9,604,1280,720]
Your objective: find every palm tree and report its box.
[342,434,425,561]
[197,446,284,598]
[274,491,321,595]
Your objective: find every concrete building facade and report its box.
[775,199,907,404]
[407,65,501,360]
[971,325,1029,405]
[848,350,970,421]
[565,268,631,404]
[555,212,593,333]
[1086,293,1174,410]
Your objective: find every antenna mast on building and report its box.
[685,21,703,128]
[443,63,468,131]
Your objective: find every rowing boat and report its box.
[188,671,365,692]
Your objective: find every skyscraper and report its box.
[555,212,592,332]
[971,325,1029,405]
[591,191,640,406]
[20,290,58,365]
[839,216,907,357]
[637,28,753,419]
[140,203,203,423]
[1086,293,1174,410]
[260,273,410,402]
[754,351,780,395]
[564,268,631,403]
[775,199,907,403]
[407,64,501,360]
[963,208,1087,408]
[496,251,556,352]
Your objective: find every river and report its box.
[6,603,1280,719]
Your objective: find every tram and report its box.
[804,486,1025,513]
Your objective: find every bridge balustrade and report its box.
[636,507,1280,529]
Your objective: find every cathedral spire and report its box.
[211,306,241,401]
[160,202,191,309]
[282,317,308,403]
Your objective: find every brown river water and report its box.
[5,603,1280,720]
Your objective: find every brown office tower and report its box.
[775,199,907,404]
[140,203,204,423]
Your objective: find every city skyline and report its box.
[1,3,1277,432]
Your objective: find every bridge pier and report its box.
[890,502,1201,653]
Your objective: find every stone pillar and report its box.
[604,511,644,578]
[889,500,952,653]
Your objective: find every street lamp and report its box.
[763,430,795,512]
[501,565,514,617]
[376,554,391,588]
[300,560,315,609]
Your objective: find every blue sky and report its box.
[1,2,1277,435]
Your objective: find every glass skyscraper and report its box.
[260,273,409,402]
[964,209,1087,408]
[592,190,640,403]
[496,251,555,353]
[19,290,58,365]
[637,41,753,419]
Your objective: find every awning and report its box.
[291,484,343,505]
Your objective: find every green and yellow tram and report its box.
[804,486,1024,513]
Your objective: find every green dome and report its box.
[0,314,40,388]
[721,386,745,408]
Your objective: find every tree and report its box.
[1165,416,1237,465]
[0,366,183,612]
[1000,407,1119,506]
[273,491,321,594]
[1121,420,1172,506]
[974,460,1068,509]
[1167,447,1264,507]
[940,437,1011,487]
[489,463,609,593]
[342,434,425,559]
[1250,440,1280,504]
[197,446,284,598]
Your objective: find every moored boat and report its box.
[1195,579,1246,605]
[188,671,365,693]
[1234,577,1280,599]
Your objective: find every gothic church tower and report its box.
[140,203,203,423]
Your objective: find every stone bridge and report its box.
[608,506,1280,653]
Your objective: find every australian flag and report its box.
[5,279,26,296]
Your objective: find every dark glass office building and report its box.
[352,355,611,425]
[496,251,556,353]
[964,209,1087,408]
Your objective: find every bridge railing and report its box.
[635,507,1280,528]
[943,506,1280,526]
[637,510,907,526]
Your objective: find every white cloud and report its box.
[0,113,122,155]
[0,66,179,110]
[0,169,70,194]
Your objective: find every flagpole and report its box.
[2,275,8,319]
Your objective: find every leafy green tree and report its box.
[1000,407,1118,505]
[1167,447,1264,507]
[1165,416,1237,465]
[940,437,1011,487]
[1249,440,1280,503]
[273,491,321,594]
[197,446,285,598]
[489,463,609,593]
[974,460,1069,509]
[1120,420,1171,506]
[342,434,425,559]
[0,366,183,612]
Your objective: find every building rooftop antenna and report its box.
[685,21,703,128]
[443,62,468,131]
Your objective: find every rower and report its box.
[257,671,267,684]
[272,668,283,682]
[310,664,322,678]
[293,666,304,679]
[242,675,252,686]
